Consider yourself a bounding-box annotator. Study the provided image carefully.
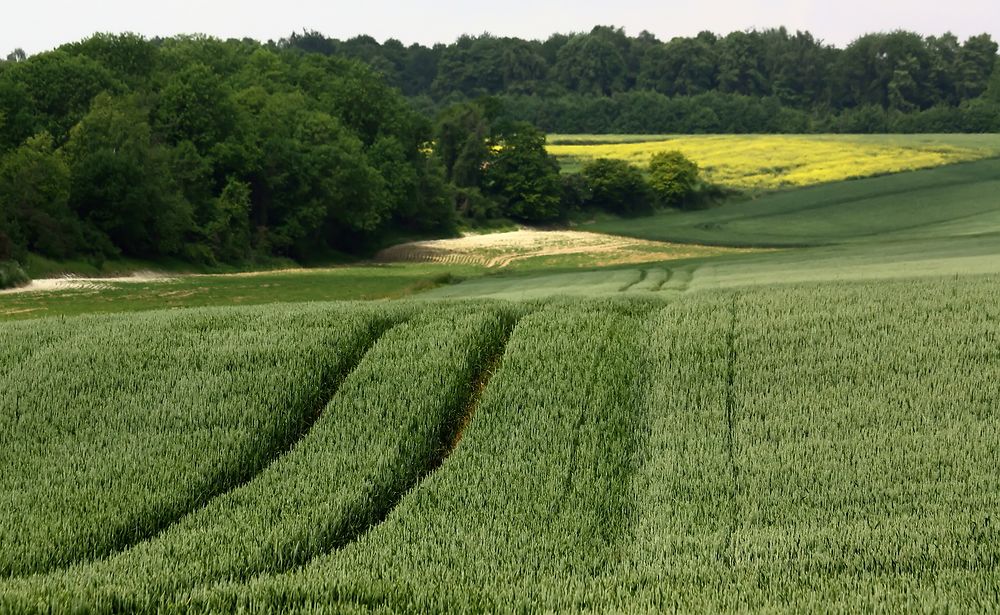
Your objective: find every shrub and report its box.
[648,150,700,208]
[581,158,652,216]
[0,260,29,289]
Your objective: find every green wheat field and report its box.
[2,137,999,613]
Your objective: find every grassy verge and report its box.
[0,263,481,321]
[21,253,312,279]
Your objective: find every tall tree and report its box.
[63,93,193,257]
[554,32,627,96]
[956,34,1000,100]
[0,132,78,257]
[482,122,562,221]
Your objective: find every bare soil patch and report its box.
[376,229,743,268]
[0,272,175,295]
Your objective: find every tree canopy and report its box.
[281,26,1000,133]
[0,26,997,270]
[0,34,456,266]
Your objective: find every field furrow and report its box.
[183,299,653,613]
[0,305,392,577]
[600,296,737,611]
[0,305,517,612]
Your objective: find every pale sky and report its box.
[3,0,999,55]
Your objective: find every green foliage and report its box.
[0,50,121,148]
[432,104,562,223]
[0,259,28,289]
[435,102,490,187]
[0,132,77,258]
[285,26,1000,134]
[554,31,628,96]
[453,185,499,221]
[647,150,699,208]
[986,59,1000,102]
[153,63,238,154]
[0,35,457,267]
[62,93,192,258]
[62,33,159,86]
[482,122,562,221]
[558,172,590,214]
[204,177,251,263]
[581,157,652,215]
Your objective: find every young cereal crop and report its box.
[0,303,391,577]
[186,298,657,612]
[0,303,518,613]
[1,273,998,612]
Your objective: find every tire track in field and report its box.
[720,294,741,566]
[319,314,520,556]
[652,267,672,291]
[444,320,517,456]
[30,319,401,576]
[619,269,647,292]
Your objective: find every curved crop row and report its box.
[191,298,654,613]
[0,302,517,613]
[0,303,393,577]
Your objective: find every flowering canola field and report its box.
[547,134,1000,190]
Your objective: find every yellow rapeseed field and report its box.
[547,134,1000,190]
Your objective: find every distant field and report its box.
[426,234,1000,300]
[586,157,1000,248]
[547,133,1000,190]
[428,156,1000,300]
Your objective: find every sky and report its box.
[3,0,999,55]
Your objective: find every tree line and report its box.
[1,34,699,276]
[0,35,469,271]
[286,26,1000,133]
[1,26,997,277]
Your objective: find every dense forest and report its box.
[0,35,595,270]
[0,27,998,273]
[285,26,1000,132]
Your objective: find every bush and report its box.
[0,260,29,289]
[558,173,590,216]
[648,150,699,208]
[581,158,652,216]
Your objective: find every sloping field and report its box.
[548,134,1000,190]
[427,155,1000,301]
[1,276,998,612]
[0,305,389,576]
[588,157,1000,248]
[427,234,1000,300]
